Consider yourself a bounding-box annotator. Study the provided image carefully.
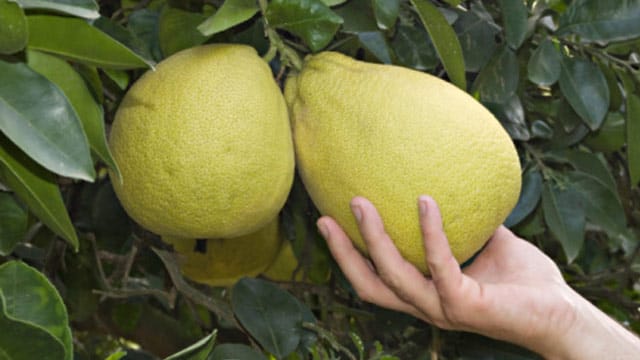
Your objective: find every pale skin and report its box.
[316,195,640,359]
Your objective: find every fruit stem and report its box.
[257,0,303,71]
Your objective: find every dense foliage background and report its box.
[1,0,639,358]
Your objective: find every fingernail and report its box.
[317,221,330,238]
[351,203,362,222]
[418,196,429,216]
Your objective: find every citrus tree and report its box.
[1,0,639,359]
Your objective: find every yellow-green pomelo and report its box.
[109,44,294,239]
[262,239,303,282]
[163,218,282,287]
[285,52,521,272]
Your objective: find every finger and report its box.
[350,197,442,318]
[317,216,423,317]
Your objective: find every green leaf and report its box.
[0,60,95,181]
[542,181,585,263]
[372,0,400,30]
[411,0,466,90]
[558,0,640,43]
[93,16,152,62]
[27,15,153,69]
[472,46,519,103]
[105,350,127,360]
[334,0,378,33]
[453,3,499,72]
[16,0,100,19]
[128,8,163,62]
[0,192,28,255]
[197,0,259,37]
[160,7,208,57]
[0,135,79,250]
[628,93,640,186]
[231,278,303,358]
[0,261,73,360]
[527,38,561,86]
[531,120,554,139]
[483,94,530,141]
[499,0,528,49]
[357,31,392,63]
[559,55,609,130]
[26,50,121,180]
[0,0,28,54]
[164,330,217,360]
[0,291,66,360]
[391,24,438,71]
[209,344,267,360]
[442,0,461,5]
[504,168,542,227]
[585,112,625,152]
[266,0,344,52]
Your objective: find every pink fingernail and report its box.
[351,203,362,222]
[418,196,429,215]
[317,221,330,238]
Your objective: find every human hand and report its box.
[316,195,640,359]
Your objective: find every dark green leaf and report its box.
[372,0,399,30]
[128,8,163,62]
[267,0,343,52]
[559,55,609,130]
[442,0,461,5]
[357,31,392,63]
[165,330,217,360]
[391,24,438,71]
[628,93,640,186]
[499,0,528,49]
[197,0,259,36]
[505,168,542,227]
[411,0,466,89]
[103,68,130,90]
[231,278,302,358]
[209,343,267,360]
[527,38,561,86]
[105,351,127,360]
[322,0,347,5]
[0,192,28,255]
[26,50,121,180]
[558,0,640,43]
[0,0,28,54]
[473,46,519,103]
[531,120,554,139]
[484,94,530,141]
[0,261,73,360]
[27,15,153,69]
[0,135,79,250]
[0,291,66,360]
[93,16,152,61]
[598,60,622,111]
[585,112,625,152]
[160,8,208,57]
[542,181,585,263]
[333,0,377,33]
[16,0,100,19]
[453,3,499,72]
[0,60,95,181]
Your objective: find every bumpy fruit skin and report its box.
[109,44,294,239]
[285,52,521,272]
[163,218,282,287]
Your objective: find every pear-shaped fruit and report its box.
[285,52,521,272]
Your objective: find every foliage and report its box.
[1,0,639,359]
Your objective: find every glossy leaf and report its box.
[484,94,530,141]
[210,344,267,360]
[531,120,554,139]
[391,24,438,70]
[266,0,343,52]
[453,3,499,72]
[197,0,259,36]
[0,60,95,181]
[373,0,400,30]
[505,168,542,227]
[231,278,302,358]
[628,93,640,186]
[27,50,121,180]
[0,135,79,250]
[411,0,466,90]
[16,0,100,19]
[93,16,152,61]
[127,8,163,62]
[27,15,153,69]
[473,46,519,103]
[542,182,585,263]
[585,112,625,152]
[0,291,66,360]
[559,55,609,130]
[0,261,73,360]
[0,192,28,255]
[0,0,28,54]
[358,31,392,63]
[165,330,217,360]
[499,0,528,49]
[160,7,208,57]
[527,39,561,86]
[333,0,377,33]
[558,0,640,43]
